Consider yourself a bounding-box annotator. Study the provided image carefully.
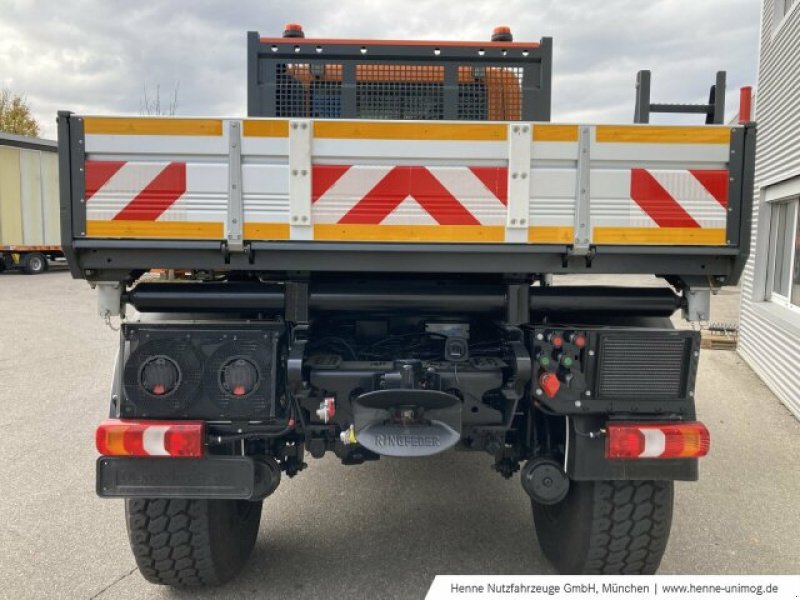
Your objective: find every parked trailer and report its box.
[0,132,62,274]
[61,25,756,585]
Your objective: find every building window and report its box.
[766,198,800,310]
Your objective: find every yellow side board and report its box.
[86,220,223,239]
[532,125,579,142]
[593,227,727,245]
[242,120,290,138]
[595,125,730,145]
[528,226,574,244]
[243,222,290,239]
[313,224,506,242]
[84,117,223,136]
[313,121,508,141]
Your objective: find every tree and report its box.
[140,82,180,116]
[0,89,40,137]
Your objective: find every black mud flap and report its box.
[352,389,461,457]
[96,456,280,500]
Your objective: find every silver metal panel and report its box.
[226,121,244,252]
[506,123,531,242]
[288,120,312,240]
[573,126,591,253]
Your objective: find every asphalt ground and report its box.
[0,269,798,599]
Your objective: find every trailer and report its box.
[61,25,756,585]
[0,132,63,274]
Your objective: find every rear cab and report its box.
[59,26,755,583]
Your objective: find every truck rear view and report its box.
[59,25,755,586]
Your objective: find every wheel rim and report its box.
[29,256,43,271]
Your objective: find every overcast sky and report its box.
[0,0,760,139]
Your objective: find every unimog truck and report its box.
[58,25,755,585]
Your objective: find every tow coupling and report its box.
[351,389,461,457]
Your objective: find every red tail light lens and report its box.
[96,420,204,458]
[606,422,710,460]
[220,358,259,398]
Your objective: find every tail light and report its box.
[606,422,710,459]
[96,419,204,457]
[140,356,180,396]
[220,357,260,397]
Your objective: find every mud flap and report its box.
[352,389,461,457]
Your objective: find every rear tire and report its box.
[532,479,673,574]
[22,253,48,275]
[125,498,262,587]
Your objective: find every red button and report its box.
[539,372,561,398]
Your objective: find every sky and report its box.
[0,0,761,139]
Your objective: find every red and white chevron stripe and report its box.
[85,160,187,221]
[311,165,508,226]
[630,169,728,228]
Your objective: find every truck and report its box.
[58,25,756,585]
[1,132,63,274]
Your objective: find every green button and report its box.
[539,356,551,367]
[560,355,574,368]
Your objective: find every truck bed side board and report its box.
[58,114,755,283]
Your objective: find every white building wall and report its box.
[738,0,800,419]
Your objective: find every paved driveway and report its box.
[0,270,797,599]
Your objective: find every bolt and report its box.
[292,216,298,222]
[292,169,298,176]
[535,388,543,396]
[512,172,518,179]
[292,122,298,129]
[301,123,308,129]
[689,391,694,397]
[510,218,517,225]
[520,218,526,225]
[575,400,582,408]
[521,172,527,179]
[513,125,520,133]
[301,169,307,176]
[301,215,308,222]
[522,126,529,133]
[588,350,595,356]
[584,390,591,397]
[536,333,544,340]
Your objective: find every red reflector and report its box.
[152,384,166,396]
[606,422,710,460]
[96,419,204,458]
[538,372,561,399]
[232,385,246,396]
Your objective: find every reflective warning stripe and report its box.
[312,165,508,229]
[86,160,187,221]
[629,169,728,229]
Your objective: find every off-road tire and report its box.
[22,253,47,274]
[125,498,263,587]
[532,480,673,574]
